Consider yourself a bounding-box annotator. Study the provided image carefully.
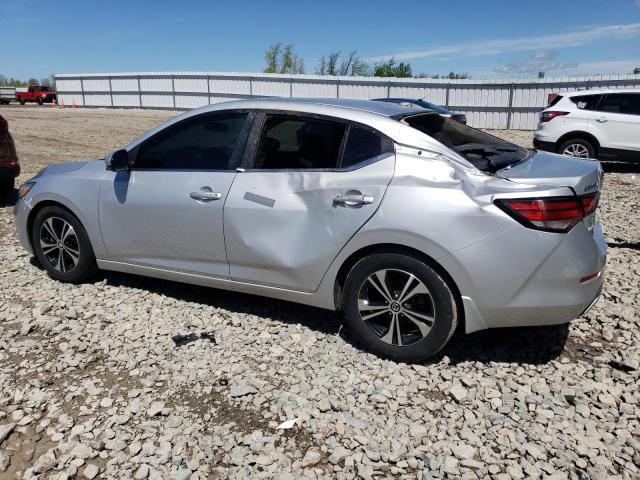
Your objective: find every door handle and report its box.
[334,191,374,207]
[596,117,608,123]
[189,191,222,201]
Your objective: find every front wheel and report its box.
[558,138,595,159]
[343,253,458,362]
[32,206,98,283]
[36,96,44,105]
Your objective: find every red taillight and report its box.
[539,111,569,123]
[495,194,598,233]
[581,193,599,216]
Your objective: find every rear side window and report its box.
[341,126,393,168]
[136,113,247,170]
[570,94,602,110]
[599,93,640,115]
[256,115,346,169]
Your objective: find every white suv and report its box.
[534,89,640,160]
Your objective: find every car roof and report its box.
[564,89,640,96]
[249,97,426,117]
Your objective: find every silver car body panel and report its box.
[14,98,606,335]
[224,154,395,291]
[98,169,235,277]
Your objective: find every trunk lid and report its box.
[496,150,603,195]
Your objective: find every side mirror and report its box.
[106,149,130,172]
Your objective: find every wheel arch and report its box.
[333,243,465,332]
[556,131,600,155]
[27,200,87,252]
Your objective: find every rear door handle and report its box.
[334,191,374,207]
[189,190,222,201]
[596,117,608,123]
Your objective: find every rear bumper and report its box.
[533,138,556,153]
[442,221,607,333]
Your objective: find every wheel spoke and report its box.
[366,274,391,303]
[398,273,415,302]
[381,313,401,345]
[43,218,58,241]
[403,310,433,338]
[361,309,389,321]
[64,247,79,266]
[400,281,431,304]
[55,249,64,272]
[62,224,76,241]
[358,299,388,312]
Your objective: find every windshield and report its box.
[399,112,529,173]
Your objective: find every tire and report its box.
[36,96,44,105]
[18,98,25,105]
[32,206,98,283]
[343,253,458,362]
[0,178,14,196]
[558,138,596,159]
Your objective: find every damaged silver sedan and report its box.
[14,98,606,362]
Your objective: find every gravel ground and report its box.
[0,106,639,480]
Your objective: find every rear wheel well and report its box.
[556,131,600,155]
[334,243,464,331]
[27,201,80,250]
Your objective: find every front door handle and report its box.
[189,190,222,202]
[334,191,375,207]
[596,117,608,123]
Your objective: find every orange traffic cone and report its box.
[72,99,77,109]
[60,100,65,109]
[52,100,57,108]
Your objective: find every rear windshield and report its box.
[399,112,528,173]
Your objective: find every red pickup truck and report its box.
[15,85,58,105]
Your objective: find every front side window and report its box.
[570,94,602,110]
[136,113,247,170]
[256,115,346,169]
[598,93,640,115]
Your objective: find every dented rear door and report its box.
[223,155,395,292]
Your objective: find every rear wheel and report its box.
[558,138,595,159]
[18,98,25,105]
[32,206,98,283]
[343,253,458,362]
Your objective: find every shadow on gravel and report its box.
[99,270,570,365]
[438,324,569,366]
[600,160,640,174]
[102,271,344,337]
[0,188,18,208]
[607,241,640,251]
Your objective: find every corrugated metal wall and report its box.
[55,72,640,130]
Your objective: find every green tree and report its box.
[373,58,412,78]
[28,78,38,85]
[264,43,305,74]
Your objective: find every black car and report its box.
[0,115,20,196]
[373,98,467,124]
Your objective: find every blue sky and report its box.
[1,0,639,80]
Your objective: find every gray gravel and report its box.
[0,109,638,479]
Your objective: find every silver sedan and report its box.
[14,98,606,362]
